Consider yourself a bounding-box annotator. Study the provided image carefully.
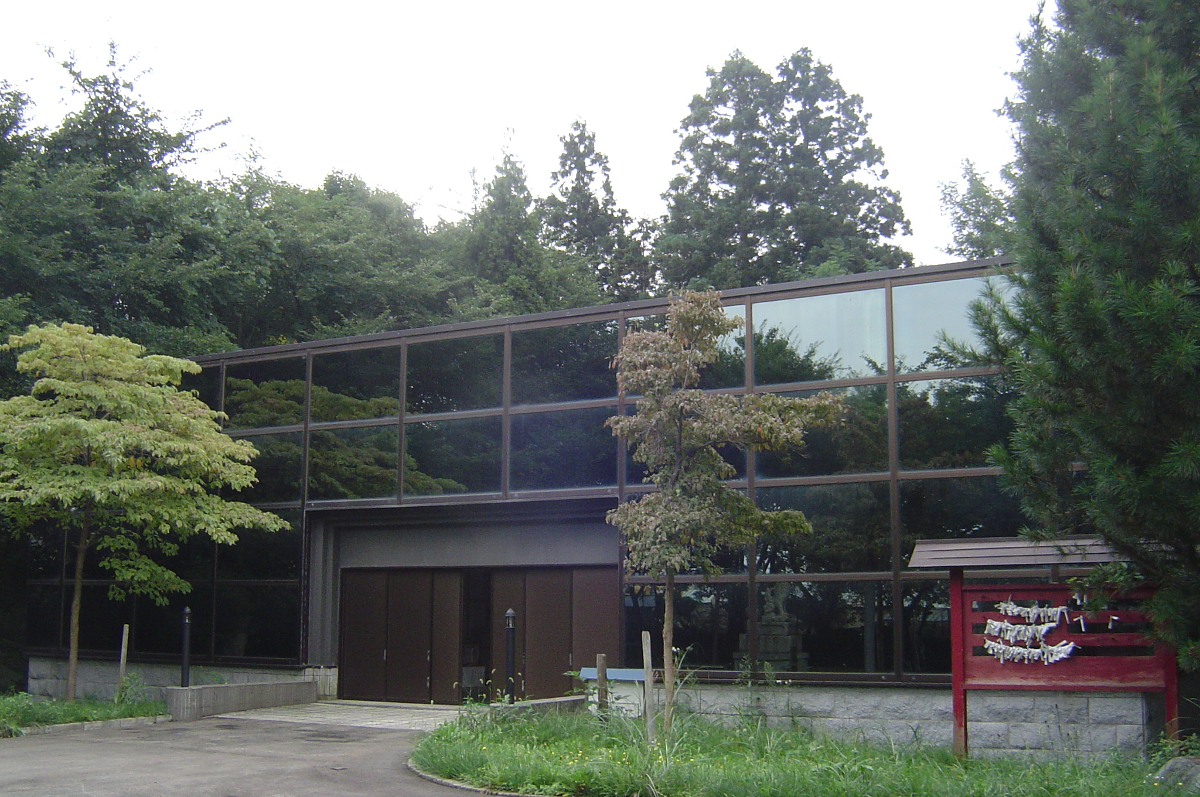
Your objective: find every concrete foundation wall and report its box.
[965,690,1160,755]
[27,657,338,702]
[165,679,318,721]
[591,679,1159,755]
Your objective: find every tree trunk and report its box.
[66,524,89,703]
[662,571,675,734]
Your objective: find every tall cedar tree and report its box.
[658,50,910,289]
[607,292,841,731]
[540,121,656,300]
[987,0,1200,667]
[0,324,288,699]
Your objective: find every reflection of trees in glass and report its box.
[226,379,463,500]
[308,427,400,500]
[406,336,502,414]
[899,477,1024,553]
[897,376,1013,470]
[902,580,950,673]
[225,378,306,429]
[311,348,401,421]
[759,385,887,477]
[785,582,891,672]
[757,483,890,573]
[510,408,616,490]
[510,322,618,404]
[218,513,301,579]
[752,326,840,385]
[215,584,300,658]
[237,433,303,504]
[672,583,747,669]
[404,418,501,495]
[226,379,401,429]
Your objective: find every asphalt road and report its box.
[0,715,463,797]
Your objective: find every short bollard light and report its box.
[181,606,192,688]
[505,608,516,703]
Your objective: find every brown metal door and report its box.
[524,569,573,699]
[430,570,463,704]
[386,570,433,703]
[339,570,388,700]
[491,569,526,699]
[572,567,620,673]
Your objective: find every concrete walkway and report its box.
[0,701,465,797]
[217,699,461,730]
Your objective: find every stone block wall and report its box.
[965,690,1161,755]
[27,656,338,702]
[590,679,1161,756]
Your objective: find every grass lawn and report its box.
[0,691,166,737]
[412,707,1178,797]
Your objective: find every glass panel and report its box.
[26,585,62,648]
[772,580,893,673]
[217,511,301,580]
[902,580,951,673]
[169,533,216,583]
[235,432,303,504]
[404,416,502,495]
[699,307,746,391]
[406,336,502,414]
[214,584,301,659]
[510,407,617,490]
[181,365,222,413]
[898,375,1012,470]
[310,348,401,422]
[511,321,618,404]
[25,522,65,580]
[756,483,891,573]
[224,358,306,430]
[751,290,886,384]
[892,276,994,373]
[675,582,748,670]
[624,586,665,668]
[75,587,135,652]
[133,586,213,656]
[757,385,888,478]
[899,477,1024,562]
[307,426,399,500]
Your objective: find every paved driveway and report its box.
[0,701,464,797]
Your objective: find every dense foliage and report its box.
[0,48,911,381]
[0,324,288,698]
[982,0,1200,667]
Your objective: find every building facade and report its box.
[26,257,1028,702]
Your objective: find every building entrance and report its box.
[338,566,617,704]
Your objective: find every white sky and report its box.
[3,0,1048,267]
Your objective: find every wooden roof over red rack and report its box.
[908,535,1121,570]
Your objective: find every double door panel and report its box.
[340,566,618,703]
[340,569,461,703]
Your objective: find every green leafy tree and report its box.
[606,291,841,731]
[0,324,288,699]
[939,159,1016,260]
[540,121,657,300]
[658,50,911,289]
[985,0,1200,667]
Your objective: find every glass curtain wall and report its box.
[24,261,1023,677]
